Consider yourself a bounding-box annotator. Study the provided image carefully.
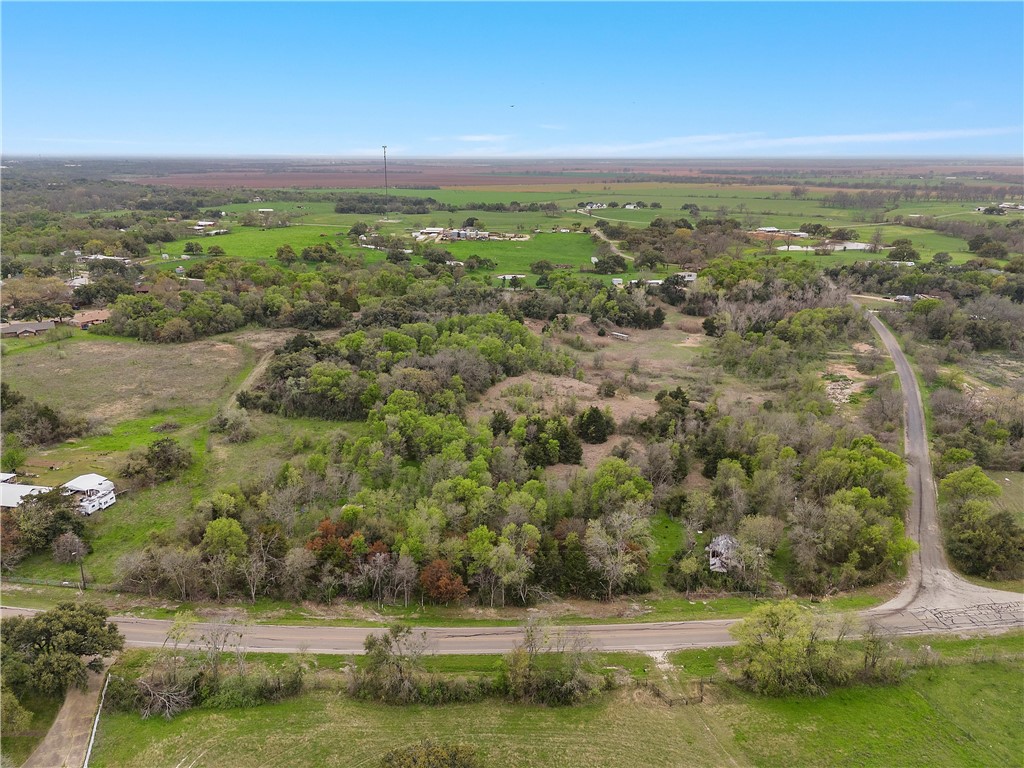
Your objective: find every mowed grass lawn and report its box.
[90,655,1023,768]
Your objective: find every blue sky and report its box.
[2,2,1022,157]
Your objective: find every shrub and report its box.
[573,406,615,444]
[380,740,481,768]
[121,437,193,485]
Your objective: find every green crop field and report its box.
[88,636,1023,768]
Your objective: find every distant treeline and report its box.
[332,193,562,215]
[334,193,442,215]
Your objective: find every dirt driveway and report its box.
[24,662,109,768]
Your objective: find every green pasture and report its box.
[88,634,1023,768]
[985,470,1024,526]
[154,182,1015,275]
[648,511,685,590]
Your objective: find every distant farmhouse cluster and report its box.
[0,472,116,515]
[755,226,809,238]
[975,203,1024,213]
[410,227,527,243]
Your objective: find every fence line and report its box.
[2,575,115,591]
[83,670,113,768]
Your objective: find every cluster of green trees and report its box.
[523,272,666,329]
[593,215,751,272]
[97,254,517,343]
[938,466,1024,579]
[1,383,89,451]
[350,622,611,707]
[729,601,904,696]
[0,274,75,321]
[238,314,574,421]
[0,489,86,572]
[712,306,869,379]
[116,437,657,605]
[2,604,124,735]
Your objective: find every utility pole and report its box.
[382,145,388,221]
[72,550,86,590]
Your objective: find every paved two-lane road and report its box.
[861,309,1022,630]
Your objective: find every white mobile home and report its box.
[63,474,116,515]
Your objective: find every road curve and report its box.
[861,309,1023,626]
[1,309,1019,654]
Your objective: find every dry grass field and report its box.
[2,336,252,425]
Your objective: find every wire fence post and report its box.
[83,670,113,768]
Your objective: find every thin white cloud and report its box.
[493,133,761,157]
[457,134,511,143]
[463,127,1022,157]
[734,127,1020,150]
[33,137,149,146]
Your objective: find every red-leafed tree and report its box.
[419,559,468,605]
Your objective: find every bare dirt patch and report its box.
[229,327,337,354]
[824,359,871,404]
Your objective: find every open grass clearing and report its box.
[2,335,252,426]
[648,511,685,590]
[89,635,1023,768]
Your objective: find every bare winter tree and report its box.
[203,552,233,601]
[52,532,85,564]
[280,546,317,601]
[159,548,203,601]
[392,553,418,607]
[584,503,653,600]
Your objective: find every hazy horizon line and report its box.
[3,154,1022,162]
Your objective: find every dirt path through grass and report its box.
[230,351,273,406]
